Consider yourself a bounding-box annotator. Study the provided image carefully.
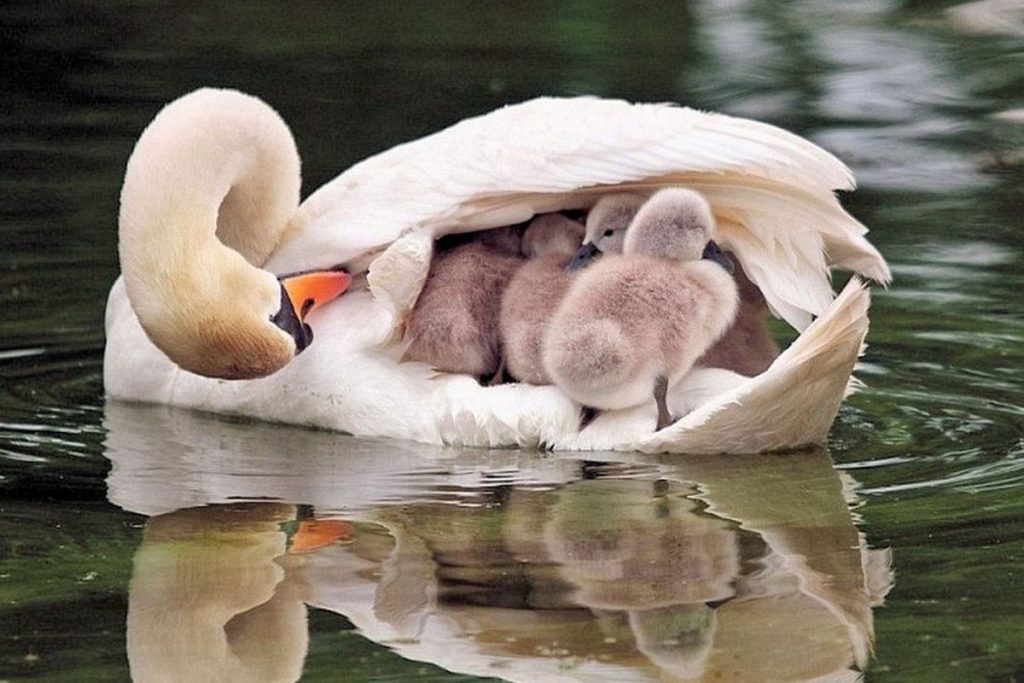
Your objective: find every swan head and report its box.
[522,214,586,258]
[126,240,351,380]
[565,192,646,271]
[624,188,733,271]
[118,87,352,380]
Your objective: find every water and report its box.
[1,0,1023,680]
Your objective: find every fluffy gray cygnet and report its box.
[403,232,522,379]
[543,188,740,430]
[499,214,586,384]
[565,193,646,271]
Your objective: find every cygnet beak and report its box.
[272,267,352,354]
[702,240,734,273]
[565,242,601,272]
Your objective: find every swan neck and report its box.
[116,88,301,378]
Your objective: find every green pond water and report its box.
[2,1,1023,681]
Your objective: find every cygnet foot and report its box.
[654,375,675,431]
[484,357,507,386]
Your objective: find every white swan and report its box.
[104,87,890,453]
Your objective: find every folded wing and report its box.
[268,97,889,332]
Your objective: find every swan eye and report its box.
[603,228,614,237]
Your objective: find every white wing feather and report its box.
[265,97,888,331]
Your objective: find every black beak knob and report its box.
[702,240,734,273]
[271,284,314,354]
[565,242,602,272]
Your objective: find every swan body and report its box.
[104,88,889,453]
[499,214,586,385]
[544,189,740,419]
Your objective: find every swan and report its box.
[544,189,740,430]
[104,87,890,453]
[697,254,780,376]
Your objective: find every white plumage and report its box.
[104,88,889,453]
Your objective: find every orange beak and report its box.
[279,268,352,321]
[289,520,354,554]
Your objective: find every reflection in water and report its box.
[127,504,308,683]
[106,404,892,682]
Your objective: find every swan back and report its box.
[280,97,889,334]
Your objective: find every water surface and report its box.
[2,0,1024,680]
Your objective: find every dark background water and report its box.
[2,1,1023,680]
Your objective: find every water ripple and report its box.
[836,356,1024,498]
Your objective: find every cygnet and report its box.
[565,193,646,270]
[404,232,522,379]
[499,214,586,384]
[698,259,780,376]
[543,188,739,430]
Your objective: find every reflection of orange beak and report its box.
[279,269,352,321]
[289,520,354,554]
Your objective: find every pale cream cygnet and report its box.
[543,188,740,430]
[499,214,586,384]
[403,233,523,379]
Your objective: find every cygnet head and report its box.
[623,188,718,261]
[586,193,647,252]
[522,214,586,259]
[565,193,646,271]
[476,224,524,255]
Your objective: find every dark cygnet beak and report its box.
[565,242,601,272]
[702,240,734,273]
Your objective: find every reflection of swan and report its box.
[107,405,893,682]
[126,504,308,683]
[310,452,892,682]
[104,88,889,452]
[543,479,739,609]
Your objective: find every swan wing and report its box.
[267,97,889,331]
[648,276,871,453]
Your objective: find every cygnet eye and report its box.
[603,228,614,237]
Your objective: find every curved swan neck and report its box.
[119,88,300,269]
[117,88,302,378]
